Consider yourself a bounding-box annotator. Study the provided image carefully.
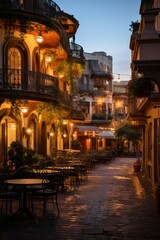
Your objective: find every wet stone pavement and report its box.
[1,157,160,240]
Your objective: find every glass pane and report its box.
[8,47,21,88]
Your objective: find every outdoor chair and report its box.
[0,175,22,215]
[31,174,60,215]
[13,166,35,179]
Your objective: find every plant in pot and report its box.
[8,141,26,170]
[128,76,155,98]
[114,120,142,171]
[8,140,39,170]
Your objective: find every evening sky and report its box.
[55,0,141,81]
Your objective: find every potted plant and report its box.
[129,21,139,33]
[128,76,155,98]
[115,120,142,171]
[8,140,39,170]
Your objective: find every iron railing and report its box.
[0,0,61,13]
[92,113,113,121]
[0,68,59,95]
[70,42,84,59]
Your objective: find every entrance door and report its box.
[0,117,16,164]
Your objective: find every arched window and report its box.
[3,38,28,89]
[8,47,22,88]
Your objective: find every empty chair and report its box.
[0,175,21,215]
[13,166,35,179]
[31,174,60,215]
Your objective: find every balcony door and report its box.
[7,47,22,89]
[4,39,28,89]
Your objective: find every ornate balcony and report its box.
[0,0,61,17]
[91,113,112,121]
[0,68,61,102]
[70,42,84,60]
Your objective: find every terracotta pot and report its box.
[133,161,141,172]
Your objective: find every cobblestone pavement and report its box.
[1,157,160,240]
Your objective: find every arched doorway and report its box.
[0,116,17,164]
[27,113,38,150]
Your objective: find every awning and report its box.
[74,125,100,132]
[96,130,115,138]
[89,60,107,77]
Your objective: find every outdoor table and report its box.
[33,168,60,176]
[53,166,75,171]
[7,178,47,216]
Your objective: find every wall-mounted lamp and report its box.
[63,133,67,138]
[50,132,54,137]
[45,55,52,63]
[47,131,54,139]
[59,72,64,78]
[70,123,73,127]
[36,32,43,43]
[63,120,67,125]
[26,128,32,135]
[22,127,32,137]
[21,106,28,113]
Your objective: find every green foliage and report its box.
[6,99,29,116]
[71,139,82,150]
[37,102,62,121]
[129,20,139,32]
[115,121,142,143]
[8,141,25,169]
[8,141,39,169]
[128,77,155,98]
[24,148,37,166]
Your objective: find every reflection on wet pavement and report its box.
[132,174,144,199]
[1,158,160,240]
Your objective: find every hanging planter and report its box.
[128,76,155,98]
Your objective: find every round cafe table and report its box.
[7,178,46,216]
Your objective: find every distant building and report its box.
[73,51,117,151]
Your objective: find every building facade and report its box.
[73,51,116,151]
[0,0,84,165]
[128,0,160,190]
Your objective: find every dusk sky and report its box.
[56,0,141,81]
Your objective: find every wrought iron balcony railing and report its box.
[0,68,59,95]
[59,90,72,106]
[77,82,94,92]
[0,0,61,15]
[70,42,84,59]
[92,113,113,121]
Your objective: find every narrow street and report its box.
[1,157,160,240]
